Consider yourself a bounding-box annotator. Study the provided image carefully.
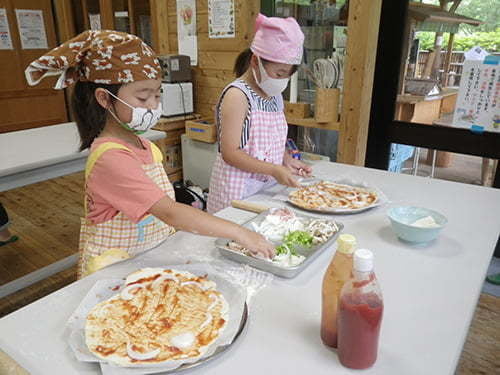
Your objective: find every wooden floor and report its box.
[0,172,83,284]
[0,172,498,374]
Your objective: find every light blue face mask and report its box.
[106,90,163,135]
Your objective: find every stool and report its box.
[402,147,437,178]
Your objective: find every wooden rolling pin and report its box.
[231,200,269,214]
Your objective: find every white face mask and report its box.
[252,56,290,97]
[106,90,162,134]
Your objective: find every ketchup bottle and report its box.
[320,234,357,348]
[338,249,383,369]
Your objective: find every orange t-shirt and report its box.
[86,137,166,224]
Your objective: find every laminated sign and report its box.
[452,56,500,133]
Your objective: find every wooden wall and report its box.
[0,0,68,133]
[164,0,259,118]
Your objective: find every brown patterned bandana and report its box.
[25,30,161,89]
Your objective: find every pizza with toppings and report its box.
[85,268,228,366]
[289,181,378,211]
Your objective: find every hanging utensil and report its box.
[303,65,321,88]
[313,59,336,89]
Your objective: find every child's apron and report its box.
[77,141,175,278]
[207,80,288,213]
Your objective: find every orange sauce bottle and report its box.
[320,234,357,348]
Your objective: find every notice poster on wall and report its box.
[15,9,48,49]
[0,8,13,50]
[89,13,101,30]
[452,57,500,133]
[208,0,235,39]
[176,0,198,66]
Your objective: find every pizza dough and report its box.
[289,181,378,211]
[85,268,228,366]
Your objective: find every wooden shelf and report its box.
[397,88,459,104]
[286,116,340,131]
[154,114,201,132]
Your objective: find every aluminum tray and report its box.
[216,211,343,278]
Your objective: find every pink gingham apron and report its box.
[207,80,288,213]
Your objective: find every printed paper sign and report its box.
[0,8,13,50]
[452,58,500,133]
[176,0,198,66]
[208,0,235,39]
[15,9,48,49]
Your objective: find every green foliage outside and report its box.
[419,0,499,32]
[413,0,499,52]
[417,29,500,52]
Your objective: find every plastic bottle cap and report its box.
[353,249,374,272]
[337,234,357,254]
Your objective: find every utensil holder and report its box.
[314,88,339,123]
[284,101,311,119]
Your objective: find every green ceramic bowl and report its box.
[387,206,447,243]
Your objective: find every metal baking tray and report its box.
[216,211,343,278]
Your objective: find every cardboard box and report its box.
[185,118,217,143]
[164,144,182,174]
[168,171,183,184]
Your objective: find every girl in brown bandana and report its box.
[26,30,274,277]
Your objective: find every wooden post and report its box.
[99,0,115,30]
[397,19,414,94]
[443,33,455,86]
[81,0,90,30]
[430,0,461,81]
[53,0,76,42]
[430,32,445,81]
[150,0,170,55]
[53,0,77,122]
[422,50,436,78]
[337,0,382,166]
[127,0,136,35]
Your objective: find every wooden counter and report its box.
[395,88,458,167]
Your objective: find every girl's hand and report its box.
[272,165,301,188]
[283,155,313,177]
[237,229,275,259]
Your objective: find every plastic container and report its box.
[338,249,383,369]
[320,234,357,348]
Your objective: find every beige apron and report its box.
[77,141,175,278]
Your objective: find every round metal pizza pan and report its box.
[287,199,379,215]
[163,302,249,373]
[287,181,381,214]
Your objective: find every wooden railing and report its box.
[416,51,500,86]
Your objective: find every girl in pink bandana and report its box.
[26,30,274,277]
[208,14,312,213]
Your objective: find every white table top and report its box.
[0,123,166,191]
[0,122,166,177]
[0,161,499,375]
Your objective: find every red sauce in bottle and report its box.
[337,291,383,369]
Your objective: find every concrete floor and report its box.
[403,149,486,185]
